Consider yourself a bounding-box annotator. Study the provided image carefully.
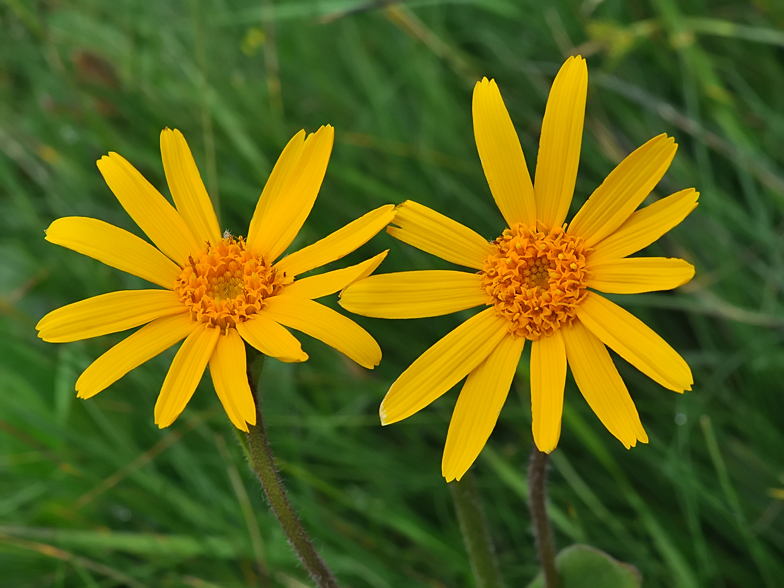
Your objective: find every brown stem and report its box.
[528,448,558,588]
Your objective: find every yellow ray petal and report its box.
[236,314,308,363]
[246,130,307,249]
[530,330,566,454]
[209,328,256,432]
[586,257,695,294]
[247,126,334,261]
[45,217,181,289]
[442,334,524,482]
[160,128,222,246]
[284,251,388,300]
[340,270,486,319]
[263,297,381,369]
[577,292,692,392]
[534,56,588,230]
[380,307,509,425]
[37,290,185,343]
[589,188,699,263]
[568,135,678,246]
[473,78,536,226]
[96,153,201,265]
[275,205,395,278]
[76,314,197,399]
[562,319,648,448]
[155,325,219,428]
[386,201,492,269]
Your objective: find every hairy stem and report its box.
[244,348,340,588]
[529,448,558,588]
[450,470,506,588]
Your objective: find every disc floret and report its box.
[174,236,284,332]
[480,222,589,340]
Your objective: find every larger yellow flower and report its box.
[37,126,395,431]
[341,56,697,482]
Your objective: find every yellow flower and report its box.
[37,126,395,431]
[341,56,697,482]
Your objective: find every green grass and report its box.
[2,0,784,586]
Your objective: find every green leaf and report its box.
[527,544,642,588]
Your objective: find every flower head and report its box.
[37,126,395,431]
[341,56,697,482]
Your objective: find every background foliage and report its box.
[2,0,784,586]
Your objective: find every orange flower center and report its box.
[480,222,589,340]
[174,236,284,332]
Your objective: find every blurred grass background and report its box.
[2,0,784,586]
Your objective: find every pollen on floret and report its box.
[173,235,284,332]
[480,222,589,340]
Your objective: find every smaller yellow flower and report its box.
[341,56,697,482]
[37,126,395,431]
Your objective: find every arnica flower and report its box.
[37,126,395,431]
[341,56,697,482]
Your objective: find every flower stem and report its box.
[450,470,506,588]
[244,347,340,588]
[528,447,558,588]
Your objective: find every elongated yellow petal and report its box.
[442,334,524,482]
[96,153,201,265]
[473,78,536,226]
[236,315,308,363]
[45,217,181,289]
[247,130,307,249]
[589,188,699,262]
[340,271,486,319]
[76,314,197,399]
[530,330,566,454]
[263,297,381,369]
[275,205,395,278]
[380,308,509,425]
[534,56,588,230]
[37,290,185,343]
[160,128,221,246]
[562,319,648,448]
[386,201,492,269]
[568,135,678,246]
[248,126,334,261]
[577,292,692,392]
[155,325,219,428]
[586,257,695,294]
[284,251,388,300]
[209,328,256,432]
